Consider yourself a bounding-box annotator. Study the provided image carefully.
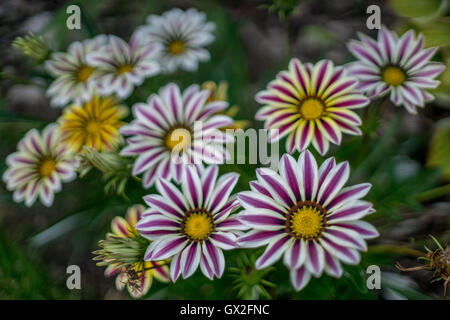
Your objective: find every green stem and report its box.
[414,183,450,202]
[368,244,426,257]
[0,72,33,85]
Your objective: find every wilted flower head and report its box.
[347,27,445,114]
[93,205,170,298]
[396,236,449,297]
[45,35,107,107]
[2,124,78,207]
[255,58,369,155]
[87,34,160,99]
[135,8,215,74]
[237,151,378,291]
[12,32,50,62]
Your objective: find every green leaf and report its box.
[388,0,443,19]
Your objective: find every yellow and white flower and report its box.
[255,58,369,155]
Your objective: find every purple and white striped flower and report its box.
[135,8,215,74]
[2,124,78,207]
[136,165,247,281]
[45,35,107,107]
[86,34,160,99]
[120,82,234,188]
[347,27,445,114]
[237,151,378,291]
[255,58,369,155]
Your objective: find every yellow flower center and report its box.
[299,98,324,120]
[168,40,185,55]
[117,64,134,75]
[86,120,102,134]
[164,127,192,152]
[38,158,56,178]
[290,206,324,239]
[76,65,95,82]
[183,212,213,241]
[382,66,406,86]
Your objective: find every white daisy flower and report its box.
[45,35,107,107]
[86,34,161,99]
[135,8,215,74]
[347,27,446,114]
[2,124,78,207]
[120,83,234,188]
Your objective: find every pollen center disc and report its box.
[76,65,95,82]
[86,120,102,134]
[168,40,185,55]
[183,212,213,241]
[117,64,134,75]
[381,66,406,86]
[299,98,324,120]
[290,206,324,239]
[39,158,56,177]
[165,127,192,152]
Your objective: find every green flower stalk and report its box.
[12,33,50,63]
[79,146,133,197]
[93,205,170,298]
[229,253,276,300]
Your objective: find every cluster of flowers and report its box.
[3,6,445,298]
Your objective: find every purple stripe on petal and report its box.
[319,162,348,204]
[334,222,378,238]
[257,169,294,206]
[238,193,284,215]
[205,240,221,275]
[256,236,290,268]
[281,155,301,200]
[290,240,301,269]
[183,243,199,275]
[238,230,282,244]
[239,213,285,229]
[250,181,271,197]
[324,250,341,277]
[307,241,320,273]
[152,237,186,260]
[325,229,365,250]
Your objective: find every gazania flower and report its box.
[135,8,215,74]
[136,165,247,281]
[86,34,160,99]
[120,83,233,188]
[2,124,77,207]
[96,205,170,298]
[58,95,128,152]
[255,58,369,155]
[45,35,107,107]
[347,27,445,114]
[237,151,378,291]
